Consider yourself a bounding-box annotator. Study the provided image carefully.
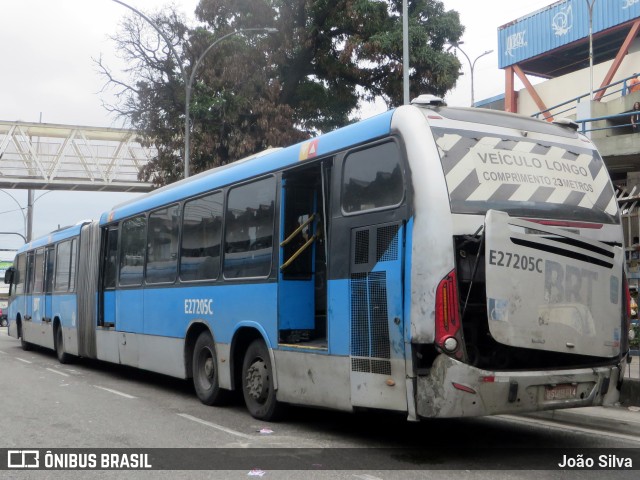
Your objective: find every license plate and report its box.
[544,384,577,401]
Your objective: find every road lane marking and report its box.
[497,414,640,444]
[16,358,32,364]
[0,350,7,354]
[93,385,137,399]
[47,368,70,377]
[177,413,254,440]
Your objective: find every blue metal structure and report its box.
[499,0,640,69]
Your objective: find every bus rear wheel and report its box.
[55,326,70,364]
[241,339,282,421]
[192,331,228,406]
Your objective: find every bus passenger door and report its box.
[278,164,328,348]
[44,246,55,325]
[100,227,119,329]
[31,249,46,323]
[331,140,408,411]
[24,252,35,329]
[115,216,146,367]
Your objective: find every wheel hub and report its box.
[204,356,214,380]
[245,359,268,402]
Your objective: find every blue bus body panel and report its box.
[116,289,144,333]
[327,223,407,359]
[16,224,84,255]
[52,293,77,327]
[8,294,27,324]
[277,280,314,331]
[103,291,116,325]
[118,283,280,346]
[100,111,395,224]
[326,279,349,356]
[31,294,45,323]
[373,229,405,360]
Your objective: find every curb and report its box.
[525,380,640,437]
[527,407,640,436]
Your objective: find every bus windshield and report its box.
[432,127,620,224]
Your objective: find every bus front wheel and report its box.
[241,339,282,421]
[19,322,32,351]
[192,331,228,406]
[55,326,70,364]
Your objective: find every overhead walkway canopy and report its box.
[499,0,640,114]
[499,0,640,78]
[0,120,155,192]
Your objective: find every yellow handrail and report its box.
[280,234,317,271]
[280,213,316,247]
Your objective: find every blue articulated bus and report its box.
[5,96,630,420]
[6,224,82,363]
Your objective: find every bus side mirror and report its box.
[4,267,14,285]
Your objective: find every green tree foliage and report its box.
[100,0,463,185]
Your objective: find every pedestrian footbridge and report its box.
[0,120,154,192]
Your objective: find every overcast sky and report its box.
[0,0,555,260]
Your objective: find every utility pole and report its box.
[402,0,410,104]
[26,190,33,243]
[585,0,596,100]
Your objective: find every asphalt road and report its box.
[0,328,638,479]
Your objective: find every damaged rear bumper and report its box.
[416,354,621,418]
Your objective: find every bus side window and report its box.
[26,252,35,294]
[103,227,119,289]
[180,191,223,282]
[342,141,404,214]
[44,246,55,294]
[55,241,72,292]
[33,249,45,294]
[146,204,180,284]
[15,254,25,295]
[69,239,77,292]
[119,215,147,287]
[224,176,276,279]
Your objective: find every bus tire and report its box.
[192,330,228,406]
[19,322,32,351]
[241,339,282,421]
[54,326,70,364]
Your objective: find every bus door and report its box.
[332,140,408,411]
[24,251,35,331]
[116,216,146,367]
[100,226,119,328]
[31,248,49,346]
[44,246,55,325]
[278,163,328,348]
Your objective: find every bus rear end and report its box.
[396,102,628,418]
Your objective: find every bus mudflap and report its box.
[415,354,621,418]
[484,210,624,359]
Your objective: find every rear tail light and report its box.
[435,269,465,359]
